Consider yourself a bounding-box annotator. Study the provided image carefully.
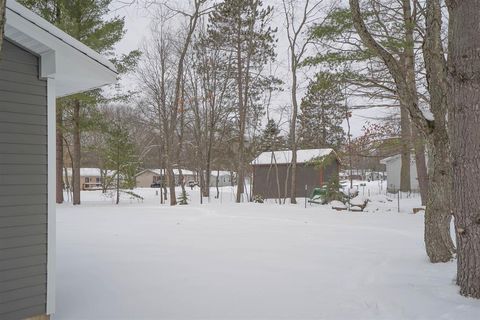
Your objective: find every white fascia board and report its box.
[6,0,115,72]
[5,0,117,96]
[46,78,56,315]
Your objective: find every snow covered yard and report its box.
[53,187,480,319]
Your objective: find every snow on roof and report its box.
[210,170,234,176]
[65,168,115,177]
[136,169,195,176]
[380,154,401,164]
[251,149,336,165]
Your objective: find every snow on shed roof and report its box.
[380,154,401,164]
[65,168,115,177]
[210,170,234,176]
[251,149,336,165]
[136,169,195,176]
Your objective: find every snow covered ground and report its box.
[53,182,480,319]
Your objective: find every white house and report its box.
[209,170,235,187]
[380,154,420,192]
[0,1,117,319]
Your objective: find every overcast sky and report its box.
[110,0,391,138]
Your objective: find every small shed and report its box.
[380,154,419,192]
[0,1,117,319]
[251,149,340,199]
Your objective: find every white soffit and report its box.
[4,0,118,97]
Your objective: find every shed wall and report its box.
[385,157,419,192]
[0,40,48,320]
[135,171,155,188]
[252,161,339,199]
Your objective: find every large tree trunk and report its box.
[0,0,6,55]
[56,105,64,203]
[412,127,428,205]
[424,133,455,262]
[423,0,455,262]
[400,105,411,192]
[236,132,245,203]
[235,25,246,203]
[72,100,81,205]
[448,0,480,298]
[167,165,176,206]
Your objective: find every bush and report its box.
[324,177,345,204]
[253,195,264,203]
[177,191,189,205]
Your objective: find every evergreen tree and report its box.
[259,119,286,152]
[298,72,345,150]
[104,120,138,205]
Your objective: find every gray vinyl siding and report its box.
[0,40,48,320]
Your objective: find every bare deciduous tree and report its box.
[349,0,454,263]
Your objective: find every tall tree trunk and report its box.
[72,100,81,205]
[235,27,246,203]
[424,133,455,262]
[289,67,298,204]
[167,167,176,206]
[56,105,64,203]
[0,0,6,55]
[215,170,220,199]
[448,0,480,298]
[423,0,455,262]
[116,144,120,205]
[400,105,411,192]
[412,128,428,205]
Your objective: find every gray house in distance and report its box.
[1,1,117,319]
[251,149,340,199]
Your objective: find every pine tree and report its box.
[298,72,345,150]
[104,120,138,205]
[177,191,189,205]
[205,0,277,203]
[259,119,286,152]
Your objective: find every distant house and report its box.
[209,171,235,187]
[0,1,117,319]
[135,169,196,187]
[380,154,419,192]
[65,168,115,190]
[251,149,340,199]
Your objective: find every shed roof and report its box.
[5,0,117,96]
[65,168,115,177]
[251,148,336,165]
[136,169,195,177]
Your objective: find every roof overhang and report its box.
[380,154,401,165]
[4,0,118,97]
